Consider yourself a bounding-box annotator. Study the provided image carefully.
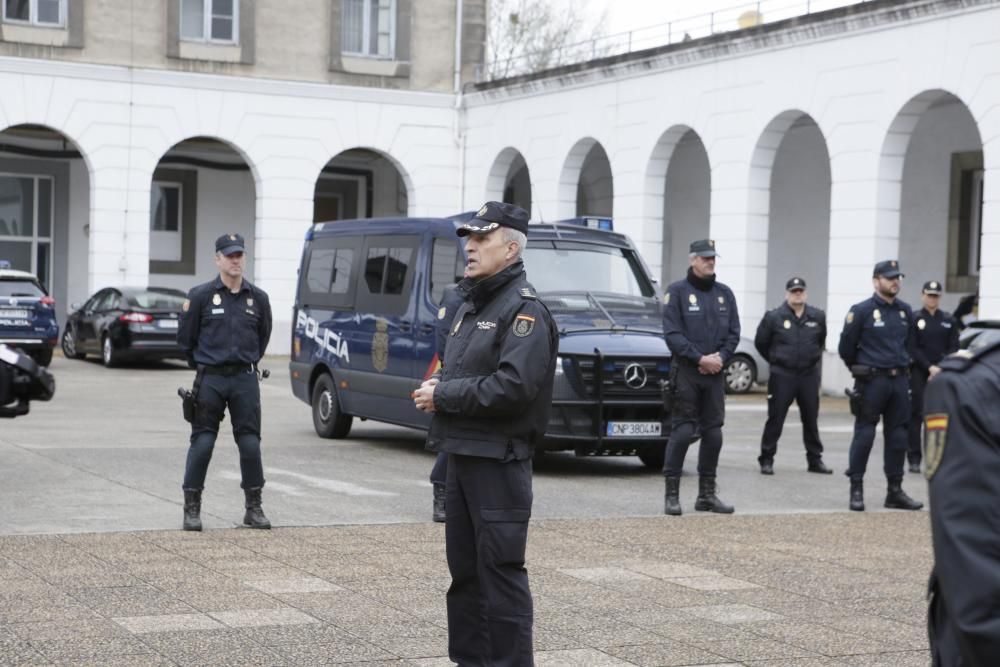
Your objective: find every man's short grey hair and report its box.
[502,227,527,260]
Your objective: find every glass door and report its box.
[0,174,54,291]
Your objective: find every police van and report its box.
[289,215,673,468]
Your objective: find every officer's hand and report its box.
[699,354,723,375]
[928,364,942,378]
[413,380,438,413]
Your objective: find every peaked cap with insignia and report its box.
[689,239,718,258]
[216,233,246,256]
[457,201,530,237]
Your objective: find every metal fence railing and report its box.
[485,0,872,81]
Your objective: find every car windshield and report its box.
[523,241,655,299]
[0,279,45,298]
[126,290,187,310]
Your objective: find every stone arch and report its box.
[558,137,613,219]
[313,147,415,221]
[485,147,532,216]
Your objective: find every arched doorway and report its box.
[484,147,532,215]
[558,138,613,219]
[314,148,412,222]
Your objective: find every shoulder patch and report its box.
[846,311,854,324]
[182,299,190,312]
[438,306,447,320]
[519,287,537,300]
[924,413,949,480]
[663,292,670,305]
[513,313,536,337]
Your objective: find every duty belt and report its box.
[202,363,254,376]
[870,367,907,377]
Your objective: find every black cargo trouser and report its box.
[662,362,726,478]
[846,373,909,481]
[908,368,929,465]
[445,453,534,667]
[758,368,824,465]
[182,369,264,491]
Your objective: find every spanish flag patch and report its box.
[513,313,536,337]
[923,413,949,480]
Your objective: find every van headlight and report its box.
[554,355,565,375]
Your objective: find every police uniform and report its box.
[661,239,740,515]
[754,277,830,474]
[924,332,1000,665]
[907,280,959,472]
[838,259,922,512]
[428,283,468,522]
[177,233,273,531]
[423,202,558,666]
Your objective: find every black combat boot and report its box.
[849,479,864,511]
[243,487,272,529]
[694,476,734,514]
[664,477,682,516]
[885,479,923,510]
[183,489,202,532]
[432,484,446,523]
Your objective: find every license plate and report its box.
[606,421,662,437]
[157,319,179,329]
[0,309,29,319]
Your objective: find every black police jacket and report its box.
[754,302,826,374]
[909,307,959,372]
[434,283,468,358]
[426,262,558,461]
[838,293,912,369]
[662,269,740,364]
[924,339,1000,666]
[177,276,272,367]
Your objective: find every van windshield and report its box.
[523,242,655,299]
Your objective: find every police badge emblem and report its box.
[718,296,724,304]
[783,319,791,329]
[513,313,535,337]
[918,318,926,330]
[689,294,697,304]
[212,294,222,306]
[477,204,489,217]
[372,319,389,373]
[247,297,254,307]
[924,413,949,480]
[229,234,237,241]
[873,309,881,320]
[438,306,447,320]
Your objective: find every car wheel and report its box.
[311,373,352,438]
[102,335,119,368]
[61,328,85,360]
[638,447,665,470]
[31,347,54,367]
[724,354,756,394]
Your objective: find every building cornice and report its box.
[0,56,454,108]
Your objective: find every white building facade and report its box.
[1,0,996,391]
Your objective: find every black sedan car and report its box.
[61,287,188,367]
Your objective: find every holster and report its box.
[661,364,679,414]
[850,364,872,379]
[178,365,206,424]
[844,387,863,417]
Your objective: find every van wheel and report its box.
[312,373,352,439]
[638,447,665,470]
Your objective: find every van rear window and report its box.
[299,236,362,308]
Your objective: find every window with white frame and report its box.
[180,0,238,43]
[150,182,183,263]
[946,151,984,292]
[0,174,54,291]
[2,0,66,27]
[342,0,395,58]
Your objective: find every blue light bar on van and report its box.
[555,216,614,231]
[0,260,10,269]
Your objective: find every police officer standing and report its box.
[177,233,273,531]
[754,277,831,475]
[906,280,959,474]
[661,239,740,516]
[924,324,1000,665]
[413,202,557,666]
[838,260,922,512]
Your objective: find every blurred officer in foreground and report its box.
[907,280,959,474]
[838,260,922,512]
[413,201,557,666]
[924,324,1000,665]
[661,239,740,516]
[427,282,467,522]
[754,277,831,475]
[177,233,273,531]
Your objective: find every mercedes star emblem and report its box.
[623,362,648,389]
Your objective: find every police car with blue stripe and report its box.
[289,215,674,468]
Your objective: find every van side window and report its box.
[299,235,361,308]
[362,236,419,315]
[429,237,465,305]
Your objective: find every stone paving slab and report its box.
[0,512,931,665]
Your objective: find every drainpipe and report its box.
[453,0,466,213]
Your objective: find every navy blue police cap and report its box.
[873,259,903,279]
[689,239,718,258]
[216,233,246,256]
[922,280,942,295]
[457,201,530,237]
[786,276,806,291]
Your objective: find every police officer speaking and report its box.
[838,260,922,512]
[177,233,273,531]
[924,324,1000,665]
[906,280,959,474]
[413,201,557,666]
[754,277,831,475]
[661,239,740,516]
